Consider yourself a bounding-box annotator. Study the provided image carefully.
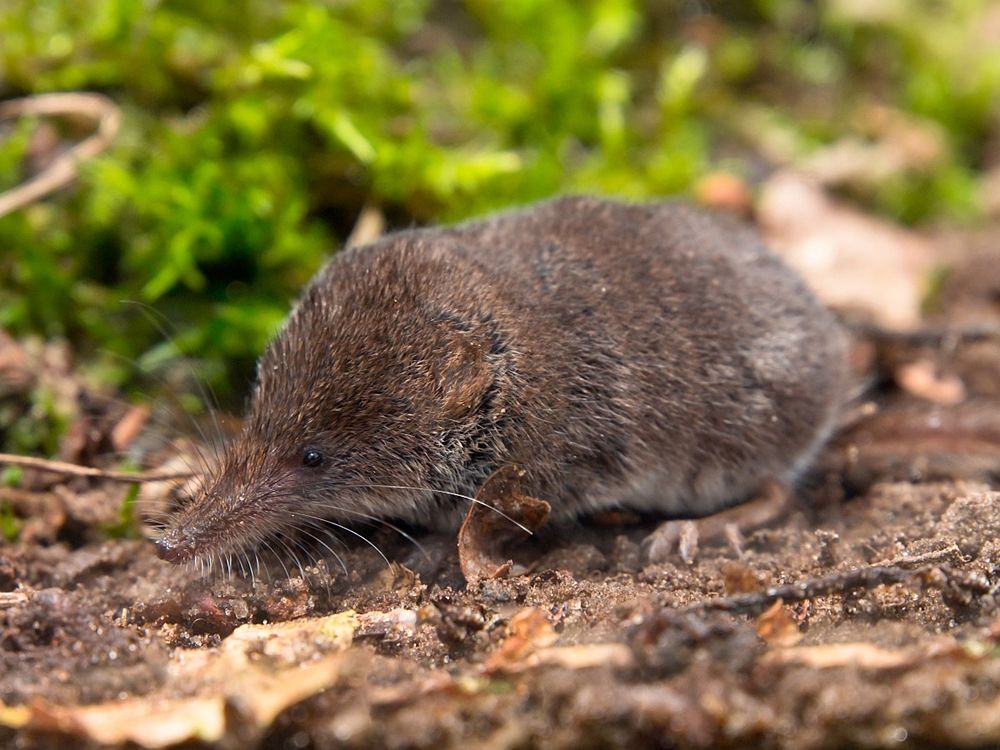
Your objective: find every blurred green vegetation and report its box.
[1,0,998,453]
[100,482,140,538]
[0,502,22,542]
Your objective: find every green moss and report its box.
[0,467,22,488]
[100,482,141,539]
[1,385,70,457]
[0,502,21,542]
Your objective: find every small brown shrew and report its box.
[154,196,848,566]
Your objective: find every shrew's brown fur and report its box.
[155,196,847,564]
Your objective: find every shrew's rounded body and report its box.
[156,197,847,563]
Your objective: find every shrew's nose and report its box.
[153,528,196,564]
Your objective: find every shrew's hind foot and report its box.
[642,480,792,565]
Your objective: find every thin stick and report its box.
[678,555,988,617]
[684,566,916,616]
[0,92,121,218]
[885,544,964,570]
[0,452,195,484]
[0,592,30,609]
[345,203,385,249]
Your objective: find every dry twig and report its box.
[0,591,30,609]
[0,452,194,484]
[680,555,990,617]
[0,92,121,218]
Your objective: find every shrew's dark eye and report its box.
[301,448,324,468]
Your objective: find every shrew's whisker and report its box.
[338,482,532,535]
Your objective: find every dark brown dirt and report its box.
[5,472,1000,750]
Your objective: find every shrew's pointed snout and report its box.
[153,527,199,564]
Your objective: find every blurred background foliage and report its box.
[1,0,999,451]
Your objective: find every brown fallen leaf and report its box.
[755,600,803,647]
[694,172,752,216]
[0,702,29,728]
[483,607,558,672]
[0,611,362,747]
[0,591,30,609]
[27,695,228,748]
[759,642,916,670]
[345,203,386,249]
[721,560,764,595]
[481,609,634,673]
[530,643,635,671]
[110,403,151,452]
[218,609,358,666]
[458,465,550,583]
[356,608,419,642]
[482,605,634,674]
[758,172,936,330]
[895,360,966,405]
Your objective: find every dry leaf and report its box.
[356,608,418,641]
[345,203,385,249]
[0,702,30,728]
[0,591,30,609]
[755,600,803,647]
[483,607,558,672]
[895,360,966,405]
[0,611,362,747]
[721,561,764,595]
[458,465,550,583]
[760,642,915,670]
[219,609,358,664]
[29,696,227,747]
[482,623,633,674]
[110,403,151,452]
[759,172,936,330]
[694,172,751,215]
[531,643,635,671]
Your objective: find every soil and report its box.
[3,222,1000,749]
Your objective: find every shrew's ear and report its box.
[431,313,495,419]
